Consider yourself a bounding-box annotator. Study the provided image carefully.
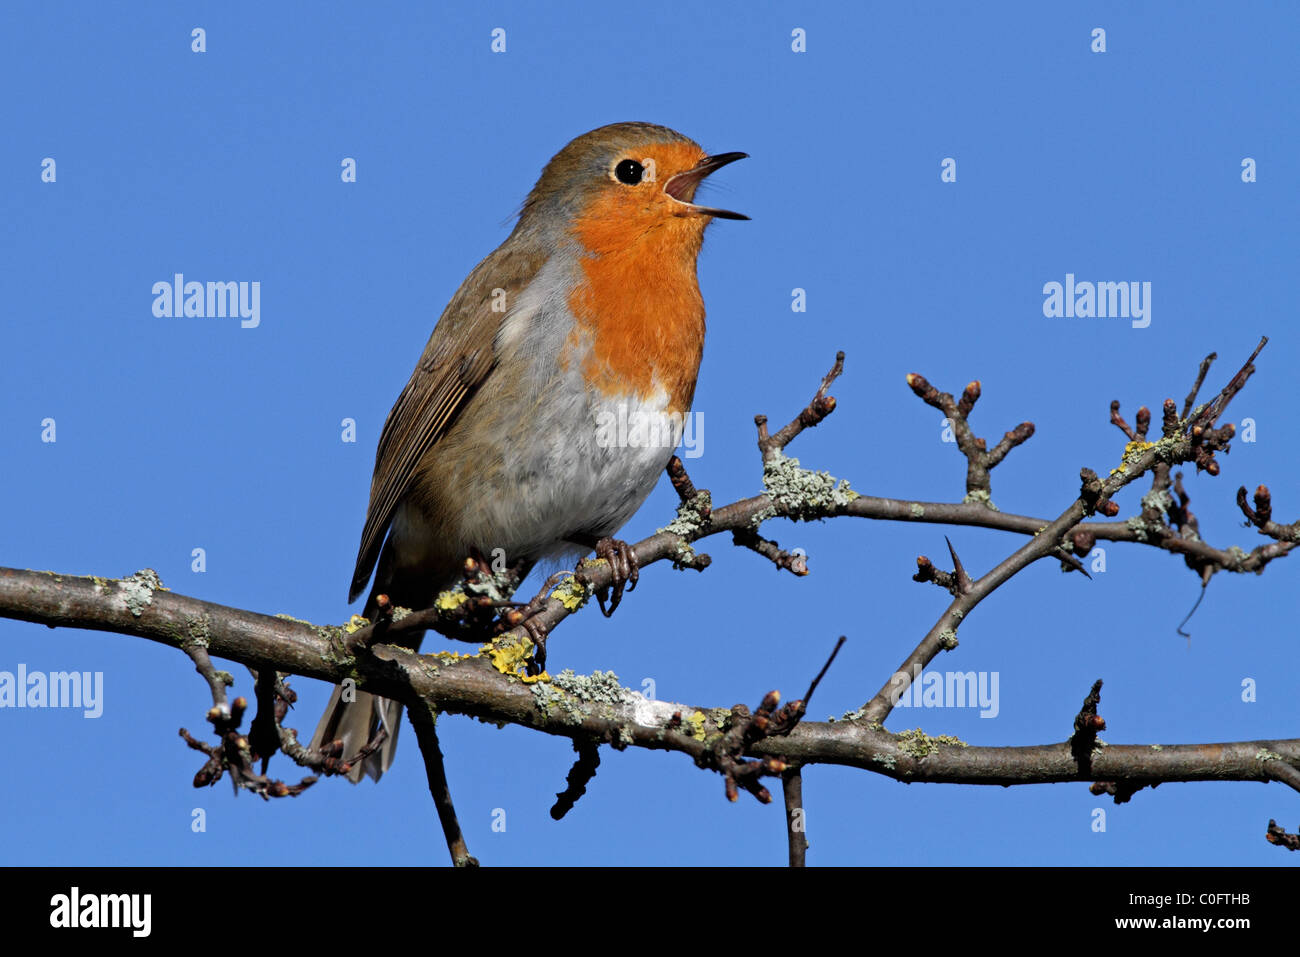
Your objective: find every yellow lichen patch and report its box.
[342,614,370,634]
[550,575,593,611]
[484,636,536,677]
[1111,439,1156,476]
[684,710,708,740]
[435,590,468,611]
[434,650,474,664]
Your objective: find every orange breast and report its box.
[567,204,707,414]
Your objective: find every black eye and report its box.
[614,159,644,185]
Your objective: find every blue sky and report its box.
[2,1,1296,866]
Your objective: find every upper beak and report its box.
[664,152,749,220]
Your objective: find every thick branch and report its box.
[2,567,1297,795]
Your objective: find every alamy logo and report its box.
[151,273,261,328]
[50,887,151,937]
[888,664,1000,718]
[594,406,704,459]
[0,665,103,717]
[1042,273,1151,328]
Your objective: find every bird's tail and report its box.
[311,541,436,783]
[308,684,405,783]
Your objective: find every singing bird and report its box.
[311,122,747,780]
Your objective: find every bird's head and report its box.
[519,122,747,256]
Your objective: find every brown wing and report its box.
[349,240,547,602]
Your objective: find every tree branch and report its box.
[2,566,1296,796]
[3,340,1293,859]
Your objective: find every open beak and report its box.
[664,151,749,220]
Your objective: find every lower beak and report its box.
[664,152,749,220]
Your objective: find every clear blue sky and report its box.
[3,1,1296,866]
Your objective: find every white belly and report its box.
[483,386,682,564]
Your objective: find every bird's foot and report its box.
[521,616,549,675]
[582,537,639,617]
[499,570,568,673]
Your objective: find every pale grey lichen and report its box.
[895,727,968,758]
[962,488,999,511]
[756,450,859,526]
[120,568,164,617]
[1140,488,1173,517]
[532,669,633,725]
[178,614,211,650]
[658,490,713,538]
[530,681,579,724]
[469,566,526,604]
[668,539,699,569]
[552,668,628,706]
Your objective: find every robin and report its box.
[310,122,747,781]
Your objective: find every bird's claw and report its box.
[589,537,639,617]
[521,616,549,675]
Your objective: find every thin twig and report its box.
[782,767,809,867]
[757,351,845,460]
[406,699,478,867]
[1181,352,1217,420]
